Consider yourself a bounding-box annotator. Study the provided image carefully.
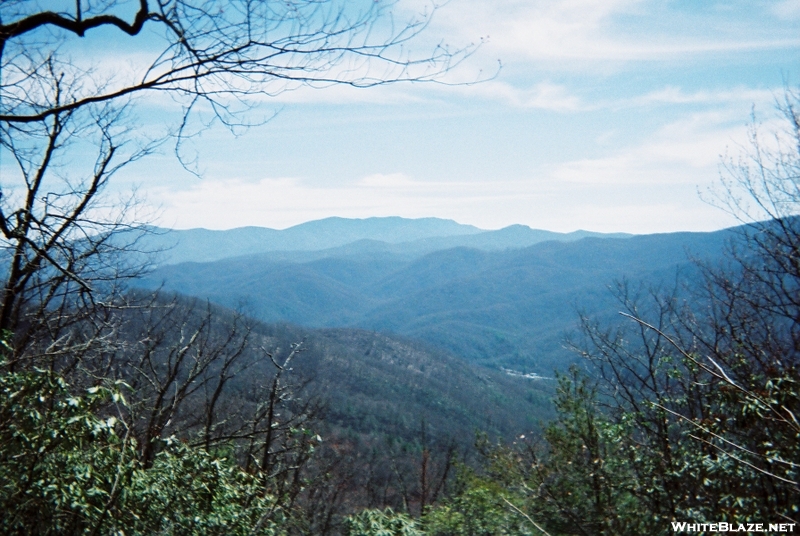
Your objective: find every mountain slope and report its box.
[138,217,631,265]
[275,326,554,442]
[144,217,481,264]
[137,227,736,373]
[112,293,554,446]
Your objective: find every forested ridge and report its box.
[1,0,798,533]
[136,226,732,374]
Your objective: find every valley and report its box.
[135,217,734,374]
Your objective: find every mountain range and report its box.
[139,217,632,265]
[134,217,736,374]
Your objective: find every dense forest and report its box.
[135,224,733,374]
[1,1,799,534]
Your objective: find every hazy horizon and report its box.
[102,0,799,235]
[156,213,730,235]
[3,1,797,235]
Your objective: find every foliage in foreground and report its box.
[404,93,800,535]
[0,356,285,536]
[343,508,423,536]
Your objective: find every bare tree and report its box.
[0,0,477,348]
[0,4,476,530]
[0,0,483,375]
[0,105,157,359]
[567,90,800,524]
[1,1,476,123]
[704,89,800,360]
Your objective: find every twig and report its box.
[502,497,552,536]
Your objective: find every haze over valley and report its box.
[135,216,733,375]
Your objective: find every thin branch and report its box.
[502,497,553,536]
[688,434,799,488]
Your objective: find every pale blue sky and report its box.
[109,0,800,232]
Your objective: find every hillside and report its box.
[260,324,555,442]
[135,225,735,373]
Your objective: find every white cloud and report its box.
[149,160,738,235]
[552,111,749,185]
[142,86,779,235]
[455,80,586,110]
[428,0,800,64]
[428,0,636,62]
[151,174,509,230]
[256,83,434,106]
[358,173,419,188]
[771,0,800,20]
[627,86,776,108]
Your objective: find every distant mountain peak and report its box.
[139,216,635,266]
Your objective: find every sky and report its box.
[33,0,800,233]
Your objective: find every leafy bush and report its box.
[343,508,423,536]
[0,344,286,535]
